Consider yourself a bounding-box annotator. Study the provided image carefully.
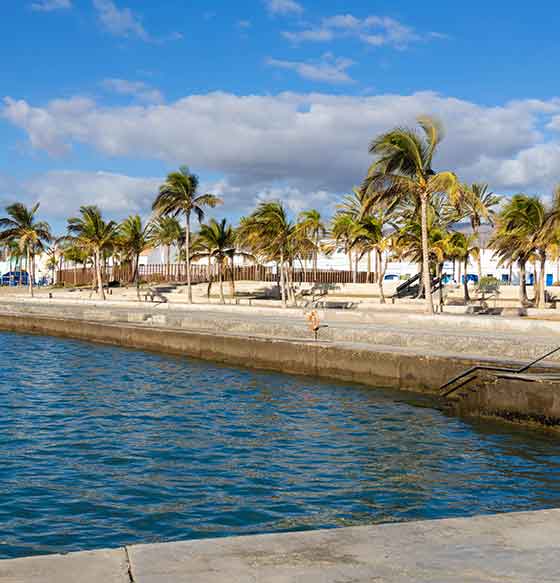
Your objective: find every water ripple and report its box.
[0,331,559,558]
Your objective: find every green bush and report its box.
[478,276,500,292]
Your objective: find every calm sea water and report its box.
[0,331,559,559]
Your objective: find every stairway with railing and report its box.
[440,345,560,399]
[391,274,443,303]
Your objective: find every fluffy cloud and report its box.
[283,13,431,49]
[102,78,164,104]
[265,0,303,15]
[30,0,72,11]
[93,0,148,40]
[92,0,182,42]
[4,91,560,209]
[0,170,265,229]
[266,55,355,84]
[22,171,160,220]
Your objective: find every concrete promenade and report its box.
[1,509,559,582]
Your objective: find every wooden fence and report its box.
[56,263,376,287]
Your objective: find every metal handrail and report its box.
[440,344,560,398]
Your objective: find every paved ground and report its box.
[1,510,559,582]
[3,295,560,364]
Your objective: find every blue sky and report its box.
[2,0,560,230]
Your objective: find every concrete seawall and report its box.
[0,311,489,393]
[2,300,560,428]
[1,509,559,582]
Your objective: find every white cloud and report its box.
[4,91,560,202]
[266,55,355,84]
[265,0,303,15]
[283,13,428,49]
[102,78,164,104]
[22,171,160,221]
[92,0,182,42]
[0,171,260,228]
[93,0,148,40]
[30,0,72,11]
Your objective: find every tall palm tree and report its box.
[151,216,182,280]
[297,209,326,276]
[237,201,294,308]
[191,219,251,304]
[152,166,222,303]
[330,213,356,275]
[118,215,155,300]
[351,216,385,299]
[66,206,118,300]
[498,194,549,308]
[447,231,479,304]
[0,203,51,297]
[62,243,89,287]
[363,116,459,313]
[460,183,501,281]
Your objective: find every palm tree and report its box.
[152,166,222,303]
[62,243,89,287]
[498,194,550,308]
[118,215,155,300]
[330,213,356,275]
[0,203,51,297]
[66,206,118,300]
[460,183,501,282]
[191,219,250,304]
[297,209,326,277]
[447,231,479,304]
[237,202,294,308]
[363,116,459,313]
[351,216,385,299]
[151,216,182,280]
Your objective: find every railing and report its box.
[440,345,560,398]
[56,265,384,287]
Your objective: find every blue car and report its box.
[2,271,30,286]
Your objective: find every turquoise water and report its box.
[1,331,559,559]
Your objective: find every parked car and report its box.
[1,271,29,286]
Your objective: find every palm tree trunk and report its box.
[477,239,483,283]
[463,257,470,303]
[95,249,105,300]
[457,259,462,287]
[519,261,527,305]
[229,257,236,298]
[353,252,358,284]
[347,246,352,273]
[557,258,560,285]
[279,251,287,308]
[437,262,444,309]
[185,211,192,303]
[367,250,371,284]
[420,194,434,314]
[218,261,225,304]
[27,247,33,297]
[135,253,141,301]
[377,249,386,304]
[166,245,171,281]
[538,252,546,308]
[313,233,318,278]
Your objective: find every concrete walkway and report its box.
[1,509,559,582]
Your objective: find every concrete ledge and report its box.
[2,510,559,582]
[0,548,129,582]
[0,311,533,395]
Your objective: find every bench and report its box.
[144,288,168,303]
[313,300,356,310]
